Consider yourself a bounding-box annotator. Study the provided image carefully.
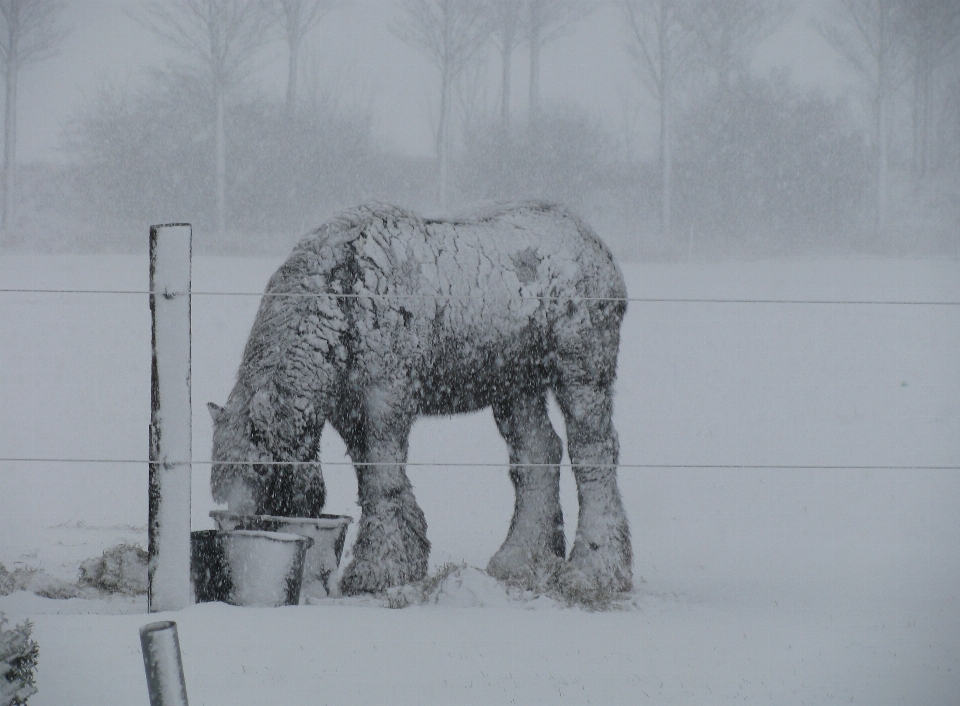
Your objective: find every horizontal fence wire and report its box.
[3,285,957,472]
[1,288,959,306]
[0,458,956,470]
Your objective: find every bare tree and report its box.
[683,0,792,92]
[934,46,960,175]
[392,0,490,210]
[456,42,491,137]
[902,0,960,178]
[526,0,596,121]
[620,0,693,238]
[487,0,522,133]
[276,0,344,115]
[816,0,907,236]
[0,0,68,230]
[137,0,274,237]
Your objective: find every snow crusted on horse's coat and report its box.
[211,201,630,595]
[212,201,626,503]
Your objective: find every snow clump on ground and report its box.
[0,543,147,602]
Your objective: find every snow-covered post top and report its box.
[149,224,192,613]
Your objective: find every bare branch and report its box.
[276,0,344,47]
[391,0,491,80]
[527,0,597,48]
[274,0,346,111]
[903,0,960,69]
[132,0,275,93]
[813,0,908,94]
[391,0,492,208]
[681,0,793,87]
[486,0,522,54]
[0,0,70,68]
[812,0,908,235]
[619,0,692,101]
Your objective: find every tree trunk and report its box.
[529,0,541,123]
[876,92,888,238]
[918,57,930,179]
[875,1,891,238]
[286,34,300,115]
[912,45,931,180]
[3,37,18,231]
[438,65,450,211]
[659,8,672,240]
[500,43,512,133]
[660,82,672,239]
[716,18,732,94]
[215,86,226,238]
[912,56,921,176]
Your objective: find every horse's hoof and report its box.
[487,543,564,585]
[486,546,531,583]
[337,564,384,596]
[568,540,632,594]
[338,556,428,595]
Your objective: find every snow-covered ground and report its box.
[1,253,959,705]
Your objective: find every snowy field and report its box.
[1,253,959,705]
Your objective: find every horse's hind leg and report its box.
[555,371,632,594]
[487,388,565,582]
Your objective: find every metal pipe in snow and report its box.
[148,224,193,612]
[140,621,190,706]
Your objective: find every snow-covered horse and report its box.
[209,202,631,595]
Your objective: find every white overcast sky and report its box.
[19,0,846,164]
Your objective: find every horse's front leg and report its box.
[337,386,429,595]
[487,387,565,582]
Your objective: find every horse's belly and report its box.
[417,334,549,415]
[417,372,496,415]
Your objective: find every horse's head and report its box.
[208,390,326,518]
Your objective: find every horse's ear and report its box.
[207,402,225,422]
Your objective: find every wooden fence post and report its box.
[148,224,192,612]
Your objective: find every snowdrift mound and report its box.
[0,543,147,604]
[0,564,84,600]
[382,563,640,610]
[385,564,519,609]
[77,543,147,595]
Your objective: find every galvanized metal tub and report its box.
[219,530,313,607]
[210,512,353,599]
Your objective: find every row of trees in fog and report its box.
[132,0,347,237]
[392,0,597,210]
[624,0,960,241]
[2,1,959,257]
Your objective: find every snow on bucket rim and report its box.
[221,530,315,545]
[210,511,353,529]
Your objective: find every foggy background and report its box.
[0,0,958,260]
